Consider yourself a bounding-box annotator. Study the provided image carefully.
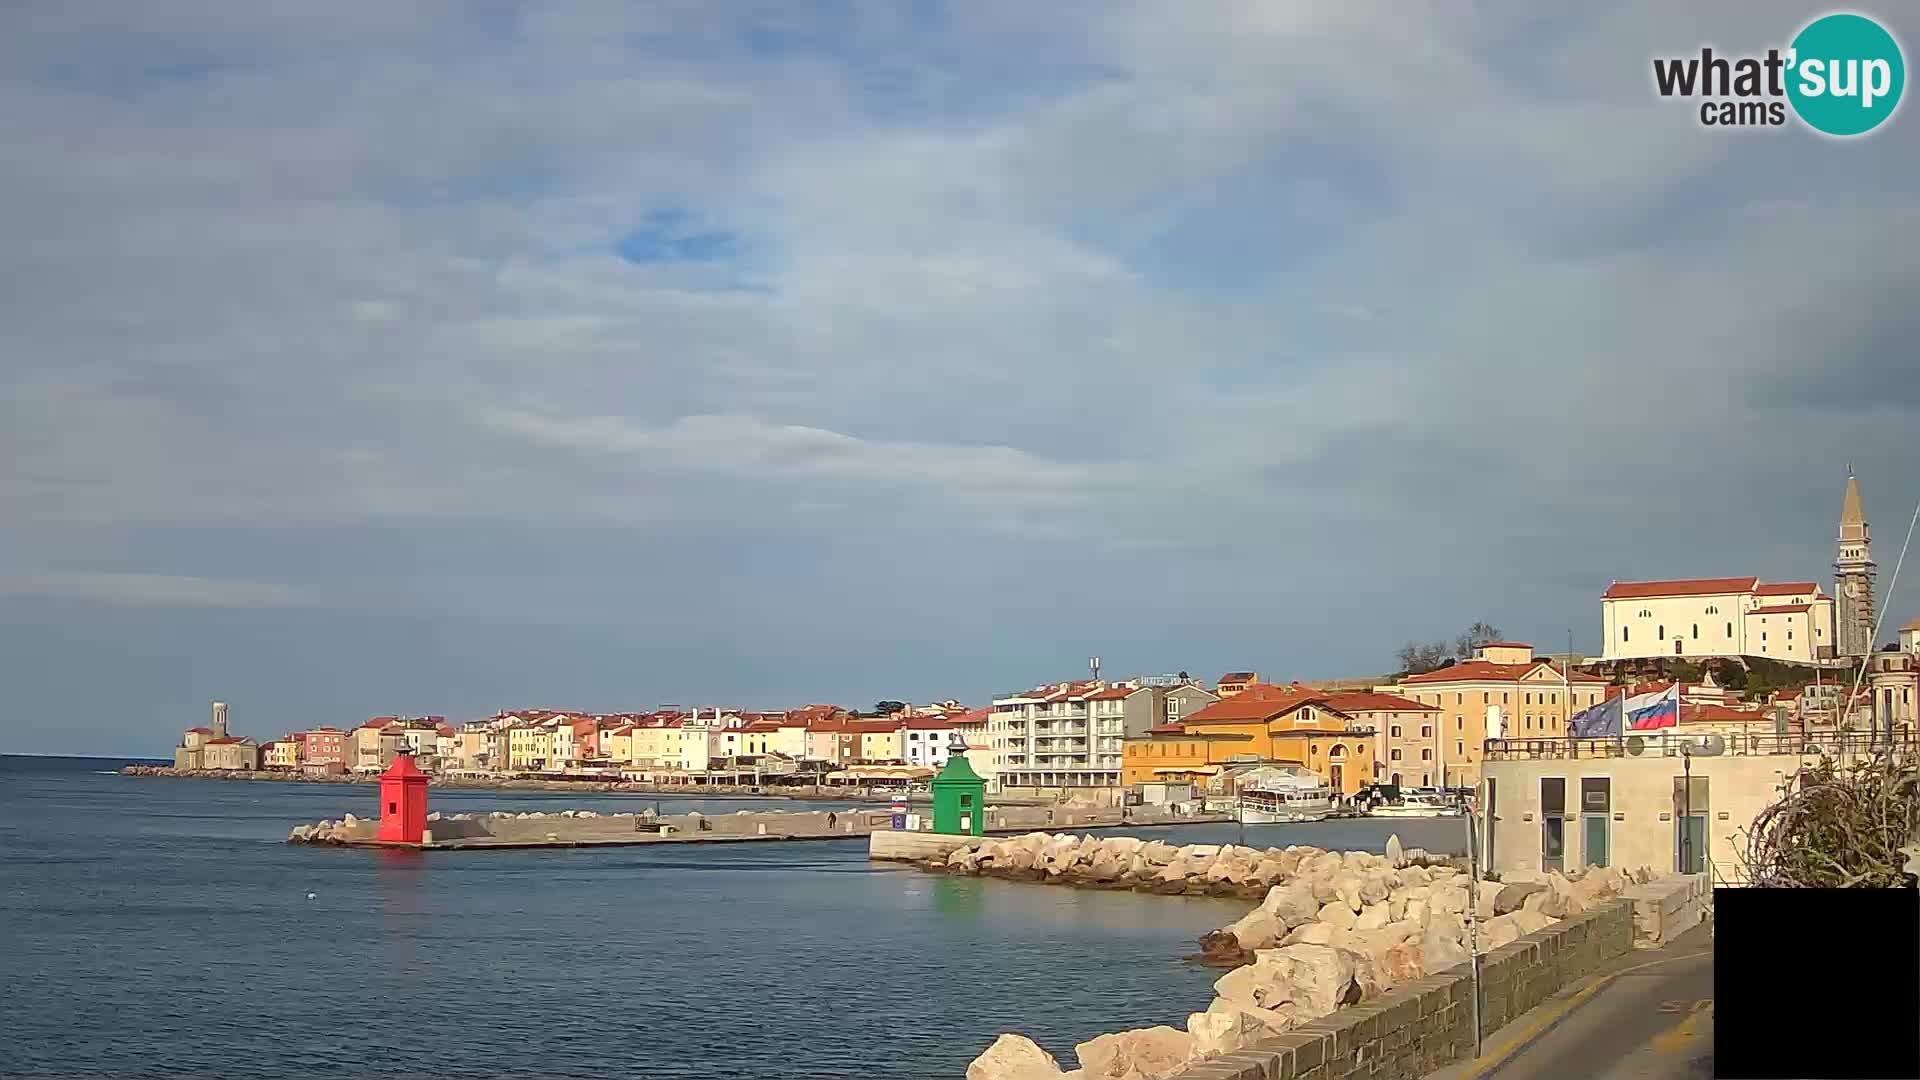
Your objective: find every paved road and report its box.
[1429,929,1715,1080]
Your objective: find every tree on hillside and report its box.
[1453,621,1504,659]
[1395,640,1454,676]
[873,700,907,718]
[1395,621,1505,676]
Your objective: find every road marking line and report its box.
[1651,1003,1712,1055]
[1448,949,1713,1080]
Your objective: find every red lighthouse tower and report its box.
[375,752,430,844]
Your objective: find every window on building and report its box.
[1726,622,1733,637]
[1525,693,1533,705]
[1623,627,1630,642]
[1455,740,1465,756]
[1421,749,1432,760]
[1457,717,1463,730]
[1390,749,1402,761]
[1692,624,1699,639]
[1658,625,1665,639]
[1390,725,1402,738]
[1421,725,1432,738]
[1502,693,1509,704]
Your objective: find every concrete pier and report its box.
[290,804,1229,850]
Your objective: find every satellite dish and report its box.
[1693,734,1726,756]
[1626,736,1647,756]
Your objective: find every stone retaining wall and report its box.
[1623,874,1709,948]
[870,830,981,862]
[1171,898,1635,1080]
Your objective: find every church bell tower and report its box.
[1834,468,1876,656]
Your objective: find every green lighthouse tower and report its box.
[930,733,986,836]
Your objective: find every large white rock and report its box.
[1228,909,1283,952]
[1430,884,1470,915]
[1261,882,1322,928]
[968,1035,1064,1080]
[1335,876,1365,913]
[1280,921,1340,947]
[1481,913,1524,950]
[1359,870,1394,905]
[1317,901,1359,931]
[1421,924,1471,973]
[1353,903,1391,932]
[1187,1004,1278,1059]
[1074,1025,1195,1079]
[1509,909,1556,935]
[1475,880,1504,919]
[1264,944,1358,1020]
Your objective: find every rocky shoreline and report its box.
[939,832,1654,1080]
[118,765,896,802]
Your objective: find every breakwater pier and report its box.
[287,804,1231,849]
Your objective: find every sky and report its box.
[3,2,1917,755]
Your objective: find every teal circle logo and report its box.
[1786,13,1905,136]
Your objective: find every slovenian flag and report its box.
[1625,684,1680,731]
[1569,693,1625,738]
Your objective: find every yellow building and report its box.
[1383,643,1609,787]
[1123,684,1377,796]
[507,724,553,771]
[857,725,902,763]
[263,739,301,769]
[603,726,635,765]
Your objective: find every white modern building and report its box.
[990,679,1216,791]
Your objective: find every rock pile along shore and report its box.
[953,832,1654,1080]
[287,808,622,844]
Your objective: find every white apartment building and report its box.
[1599,577,1836,664]
[989,680,1214,790]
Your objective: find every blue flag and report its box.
[1569,693,1624,738]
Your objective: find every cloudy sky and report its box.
[3,2,1916,754]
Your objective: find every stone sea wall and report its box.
[949,832,1658,1080]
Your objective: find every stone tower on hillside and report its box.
[1834,469,1877,656]
[212,701,229,740]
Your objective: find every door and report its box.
[1581,777,1611,868]
[1540,777,1566,874]
[1676,816,1707,874]
[1329,764,1343,791]
[1583,814,1609,868]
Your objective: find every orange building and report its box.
[1121,683,1376,795]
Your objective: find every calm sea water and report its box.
[0,755,1466,1080]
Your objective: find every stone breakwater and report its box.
[946,832,1656,1080]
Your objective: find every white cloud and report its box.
[0,571,330,610]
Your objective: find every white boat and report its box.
[1366,790,1463,818]
[1236,784,1336,823]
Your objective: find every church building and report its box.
[1598,472,1875,665]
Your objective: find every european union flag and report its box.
[1569,694,1624,738]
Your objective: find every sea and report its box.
[0,754,1468,1080]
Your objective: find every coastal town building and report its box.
[171,701,235,770]
[901,715,962,767]
[1902,615,1920,655]
[1382,643,1608,787]
[201,736,261,771]
[1320,691,1441,788]
[1215,673,1259,698]
[1478,724,1915,884]
[989,678,1217,793]
[263,739,300,769]
[1866,632,1918,733]
[1122,683,1378,795]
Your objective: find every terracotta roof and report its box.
[186,727,213,734]
[742,719,782,733]
[1602,577,1759,600]
[951,707,991,725]
[1218,672,1257,683]
[205,736,253,745]
[1479,642,1532,650]
[843,718,903,734]
[1183,686,1328,724]
[1754,582,1818,596]
[1749,603,1812,615]
[901,715,957,730]
[1901,616,1920,632]
[1086,686,1137,701]
[1146,723,1186,735]
[1402,660,1607,686]
[1321,691,1438,713]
